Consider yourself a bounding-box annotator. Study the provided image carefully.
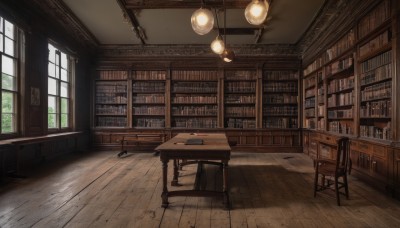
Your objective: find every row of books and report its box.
[327,76,354,94]
[225,82,256,93]
[172,106,217,116]
[173,82,217,93]
[225,95,255,104]
[133,106,165,115]
[134,118,165,128]
[173,118,217,128]
[264,94,297,104]
[132,82,165,92]
[133,94,164,103]
[325,30,355,62]
[96,117,127,127]
[327,91,354,107]
[226,118,256,128]
[360,100,391,118]
[305,89,316,98]
[328,108,353,119]
[225,70,256,80]
[360,63,391,86]
[304,56,323,76]
[304,97,315,108]
[263,82,297,93]
[172,70,218,81]
[317,119,325,131]
[225,107,255,117]
[263,71,299,80]
[328,121,353,135]
[360,122,391,140]
[318,105,325,117]
[359,30,390,58]
[172,95,217,104]
[305,119,316,129]
[263,106,298,115]
[95,105,127,115]
[326,57,353,76]
[361,81,391,102]
[304,108,315,118]
[263,118,298,129]
[97,71,128,80]
[358,0,390,39]
[96,84,127,93]
[133,71,166,80]
[360,50,391,73]
[95,96,127,104]
[304,76,316,88]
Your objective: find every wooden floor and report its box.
[1,151,400,228]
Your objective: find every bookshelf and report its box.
[224,70,257,129]
[171,70,218,128]
[262,70,299,129]
[94,71,128,127]
[316,70,325,131]
[303,71,317,129]
[132,70,166,128]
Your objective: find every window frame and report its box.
[47,42,74,133]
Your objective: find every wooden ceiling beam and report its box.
[124,0,249,9]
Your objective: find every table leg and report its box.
[222,160,230,209]
[161,159,169,208]
[171,159,179,186]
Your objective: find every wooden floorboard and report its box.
[1,151,400,228]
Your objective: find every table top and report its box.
[155,133,231,152]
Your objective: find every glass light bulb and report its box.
[220,49,234,63]
[191,8,214,35]
[211,36,225,54]
[244,0,269,25]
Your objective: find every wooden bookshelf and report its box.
[262,70,299,129]
[171,70,218,128]
[132,70,166,128]
[224,70,257,129]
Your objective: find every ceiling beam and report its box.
[116,0,146,44]
[124,0,249,9]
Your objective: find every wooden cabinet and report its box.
[393,148,400,199]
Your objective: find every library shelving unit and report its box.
[224,70,257,129]
[262,70,299,129]
[132,70,166,128]
[303,70,317,130]
[316,70,325,131]
[170,70,218,129]
[94,70,128,128]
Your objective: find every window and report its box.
[0,17,18,134]
[48,43,72,130]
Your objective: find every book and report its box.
[185,138,204,145]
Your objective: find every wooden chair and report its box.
[314,137,351,206]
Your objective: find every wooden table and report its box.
[155,133,231,209]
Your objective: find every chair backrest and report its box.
[335,137,350,174]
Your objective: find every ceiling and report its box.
[61,0,325,46]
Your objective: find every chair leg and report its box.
[335,176,340,206]
[314,171,319,197]
[343,174,349,199]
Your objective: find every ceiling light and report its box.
[244,0,269,25]
[211,35,225,54]
[221,49,235,62]
[191,7,214,35]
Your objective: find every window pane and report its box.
[61,69,68,82]
[2,74,15,91]
[2,91,13,113]
[4,20,14,39]
[61,82,68,97]
[2,113,14,133]
[55,52,60,66]
[48,96,57,114]
[48,78,58,95]
[48,62,55,77]
[61,114,68,128]
[61,98,68,113]
[5,37,14,56]
[55,65,60,79]
[61,53,67,69]
[0,35,3,53]
[0,17,3,33]
[48,114,57,129]
[2,55,15,76]
[48,44,56,63]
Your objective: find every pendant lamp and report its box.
[191,7,214,35]
[244,0,269,25]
